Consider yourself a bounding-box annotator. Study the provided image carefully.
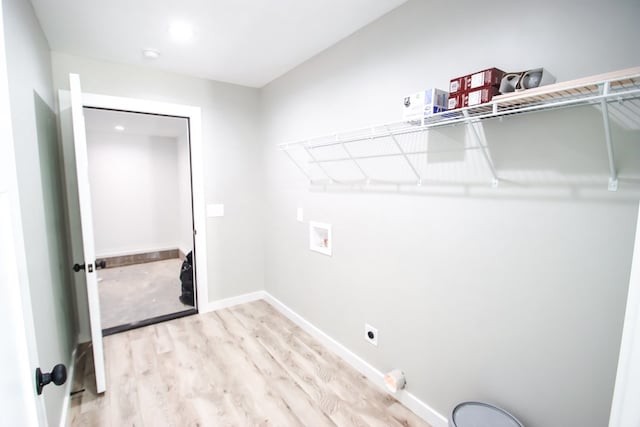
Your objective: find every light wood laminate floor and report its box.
[69,300,429,427]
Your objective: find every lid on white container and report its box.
[450,402,523,427]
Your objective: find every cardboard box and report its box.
[467,68,505,91]
[449,76,465,94]
[403,88,449,121]
[467,86,500,106]
[447,93,463,110]
[447,86,500,109]
[449,67,505,94]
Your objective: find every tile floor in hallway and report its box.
[69,300,430,427]
[98,258,193,330]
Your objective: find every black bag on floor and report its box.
[179,251,194,306]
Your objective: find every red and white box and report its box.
[449,67,506,94]
[447,93,463,110]
[449,76,466,94]
[448,86,500,109]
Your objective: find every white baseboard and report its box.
[59,343,78,427]
[262,292,448,427]
[201,291,266,313]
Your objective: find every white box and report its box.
[402,88,448,122]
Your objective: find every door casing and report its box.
[60,89,210,347]
[79,92,209,310]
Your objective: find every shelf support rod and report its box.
[385,125,422,186]
[600,82,618,191]
[463,111,499,188]
[304,144,337,184]
[283,148,313,183]
[339,137,369,183]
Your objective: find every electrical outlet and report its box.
[365,324,378,346]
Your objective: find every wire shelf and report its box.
[279,67,640,191]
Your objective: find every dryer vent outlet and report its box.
[365,324,378,346]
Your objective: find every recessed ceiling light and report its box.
[114,125,125,131]
[142,48,160,59]
[169,21,194,42]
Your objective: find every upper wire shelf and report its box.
[279,67,640,191]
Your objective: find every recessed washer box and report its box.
[309,221,332,256]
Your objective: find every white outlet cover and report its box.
[297,207,303,222]
[365,324,378,346]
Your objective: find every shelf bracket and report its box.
[385,125,422,186]
[283,148,313,184]
[600,82,618,191]
[339,137,369,183]
[304,144,337,184]
[463,111,499,188]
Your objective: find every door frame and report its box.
[80,92,209,311]
[0,1,46,424]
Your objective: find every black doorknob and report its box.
[72,263,85,272]
[35,364,67,395]
[95,259,106,269]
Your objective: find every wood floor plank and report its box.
[230,303,377,427]
[251,302,417,426]
[198,311,306,426]
[105,332,142,427]
[153,322,175,354]
[68,300,430,427]
[219,308,336,427]
[70,408,109,427]
[130,330,176,427]
[159,318,233,426]
[172,314,245,425]
[234,301,425,427]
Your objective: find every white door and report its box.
[0,194,44,427]
[0,195,41,427]
[69,73,106,393]
[0,2,45,422]
[609,203,640,427]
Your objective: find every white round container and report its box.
[450,401,524,427]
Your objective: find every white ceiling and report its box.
[84,108,188,138]
[30,0,408,88]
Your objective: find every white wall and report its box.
[2,0,77,425]
[260,1,640,426]
[87,131,186,257]
[51,53,264,336]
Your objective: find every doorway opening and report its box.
[83,108,197,334]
